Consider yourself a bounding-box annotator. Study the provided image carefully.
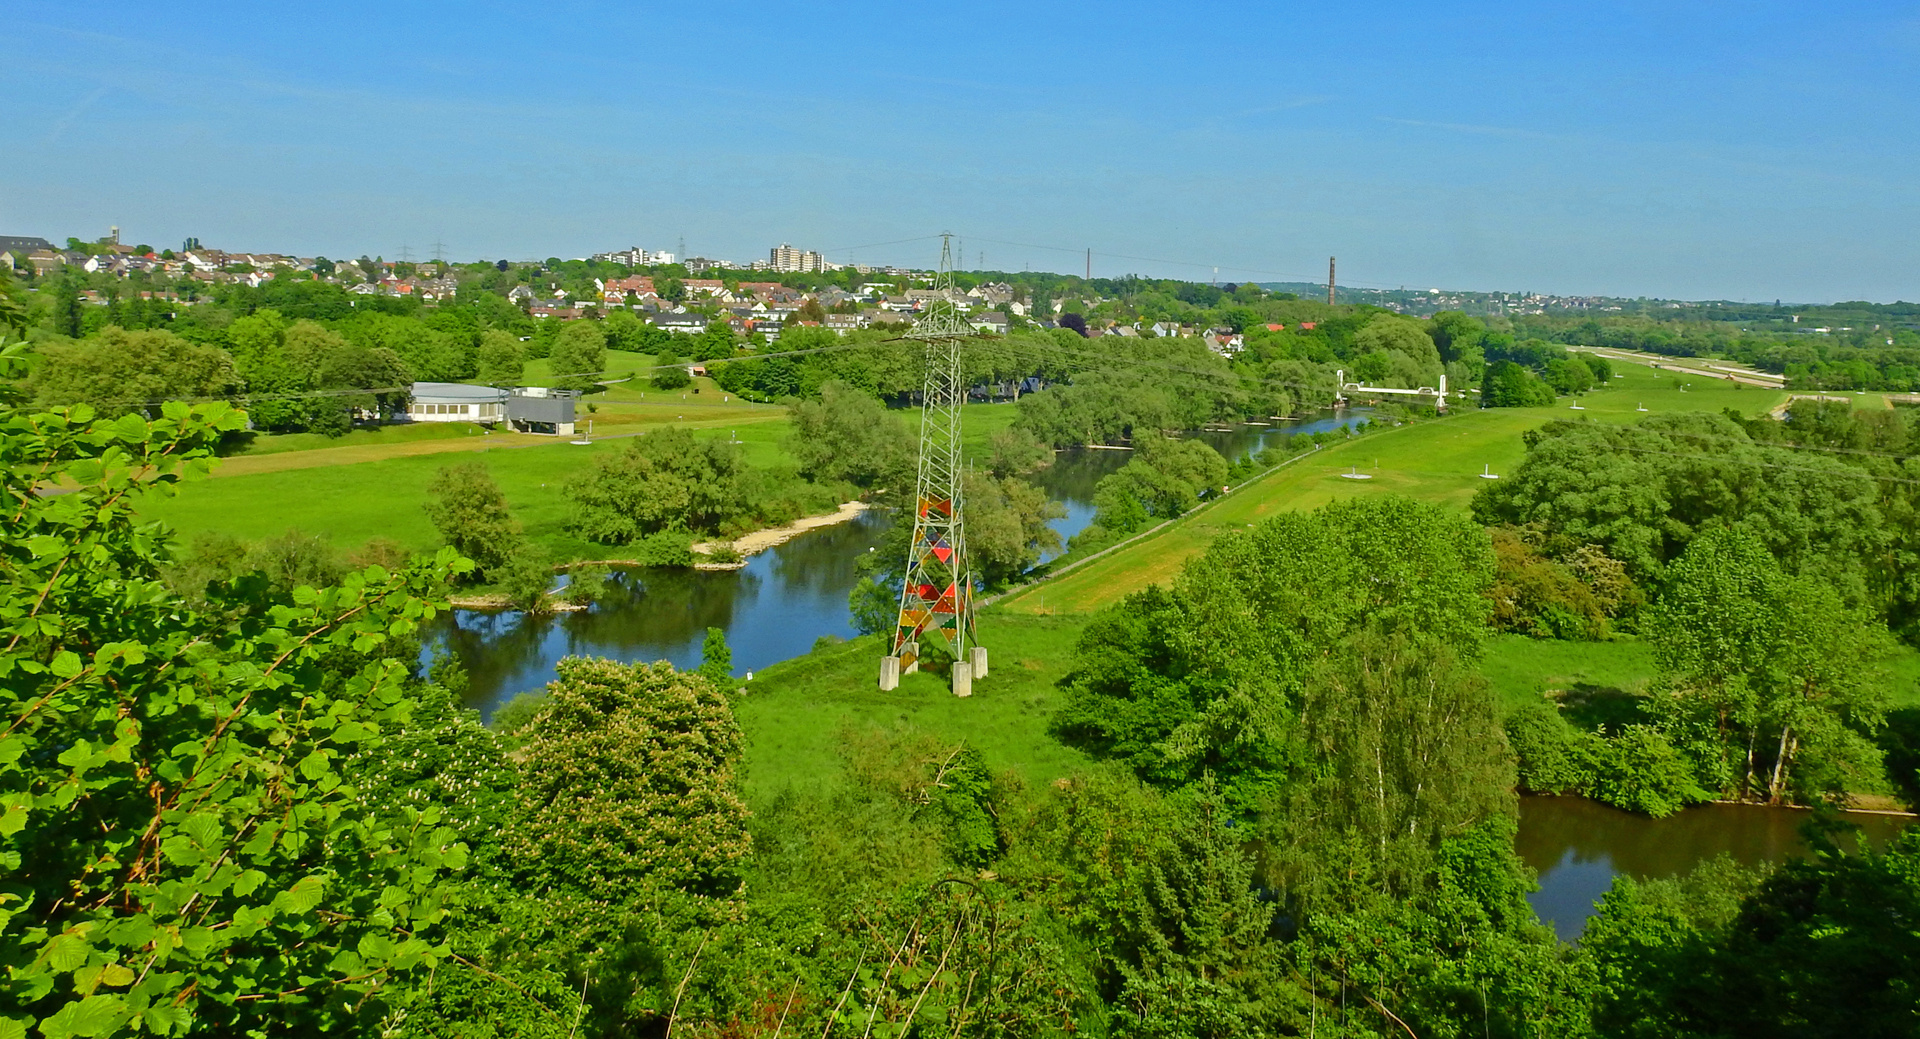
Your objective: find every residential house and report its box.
[651,313,710,334]
[969,311,1010,335]
[507,285,536,305]
[824,313,862,334]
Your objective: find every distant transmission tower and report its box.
[880,232,986,696]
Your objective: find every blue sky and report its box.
[5,1,1918,302]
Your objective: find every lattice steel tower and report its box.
[879,233,986,695]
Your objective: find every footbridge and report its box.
[1333,370,1461,413]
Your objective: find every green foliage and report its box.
[1646,526,1894,803]
[497,547,556,612]
[964,470,1066,587]
[0,402,470,1036]
[474,328,525,387]
[422,462,523,580]
[506,657,750,909]
[560,562,611,606]
[784,378,912,487]
[1273,631,1517,899]
[1056,495,1497,806]
[565,426,748,542]
[1480,358,1557,407]
[699,626,733,688]
[30,327,240,415]
[547,320,606,392]
[1487,525,1636,640]
[650,364,691,390]
[1089,437,1229,538]
[1504,700,1599,795]
[1585,826,1920,1037]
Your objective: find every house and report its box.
[651,313,710,334]
[507,285,536,305]
[0,235,54,255]
[683,279,726,296]
[969,311,1009,334]
[824,313,862,334]
[529,304,583,319]
[27,250,64,275]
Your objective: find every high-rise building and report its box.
[769,243,824,273]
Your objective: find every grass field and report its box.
[140,416,803,559]
[734,613,1091,804]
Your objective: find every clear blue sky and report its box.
[5,1,1918,302]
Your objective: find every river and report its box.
[1517,796,1910,940]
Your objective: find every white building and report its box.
[405,382,577,435]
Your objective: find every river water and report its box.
[424,407,1906,941]
[1517,796,1910,940]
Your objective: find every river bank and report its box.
[691,500,871,569]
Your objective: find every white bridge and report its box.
[1334,370,1461,412]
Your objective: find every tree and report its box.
[1479,359,1555,407]
[784,378,913,487]
[475,329,525,387]
[1089,438,1229,537]
[504,657,750,907]
[423,463,523,580]
[30,326,240,416]
[1274,630,1516,900]
[565,426,748,542]
[964,471,1067,586]
[547,320,606,392]
[1060,312,1089,337]
[1542,356,1595,395]
[1056,495,1497,807]
[1646,526,1892,802]
[1,402,469,1036]
[699,626,733,688]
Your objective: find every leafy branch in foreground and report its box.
[0,402,471,1036]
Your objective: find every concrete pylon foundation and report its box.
[969,646,988,680]
[950,660,972,698]
[878,656,900,691]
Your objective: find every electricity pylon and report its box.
[880,233,985,695]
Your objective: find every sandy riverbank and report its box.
[691,501,870,570]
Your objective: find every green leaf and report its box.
[36,994,126,1039]
[48,652,83,679]
[42,931,91,972]
[273,875,326,914]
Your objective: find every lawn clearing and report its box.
[733,611,1092,806]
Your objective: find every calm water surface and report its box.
[1517,796,1911,940]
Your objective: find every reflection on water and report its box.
[1516,796,1911,941]
[433,509,888,718]
[1034,408,1375,553]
